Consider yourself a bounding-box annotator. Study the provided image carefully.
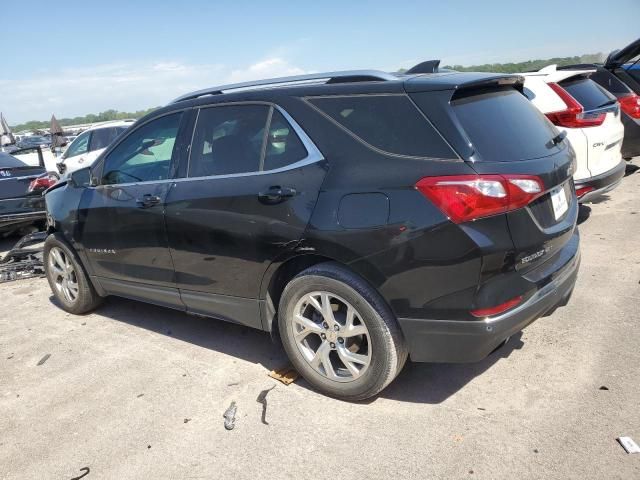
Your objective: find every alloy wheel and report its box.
[48,247,79,303]
[292,291,372,382]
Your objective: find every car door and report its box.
[165,103,326,327]
[77,112,188,309]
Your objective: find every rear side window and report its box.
[452,88,559,162]
[558,78,615,111]
[89,127,123,151]
[189,105,269,177]
[307,95,456,158]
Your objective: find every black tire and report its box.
[44,233,103,314]
[278,262,407,401]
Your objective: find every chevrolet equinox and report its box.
[43,68,581,400]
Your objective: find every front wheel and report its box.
[278,262,407,401]
[44,234,103,314]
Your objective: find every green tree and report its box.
[440,53,606,74]
[11,107,160,132]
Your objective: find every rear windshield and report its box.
[559,78,615,111]
[307,95,456,159]
[451,88,559,161]
[0,152,27,168]
[588,69,633,95]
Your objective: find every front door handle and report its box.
[258,186,297,204]
[136,194,161,208]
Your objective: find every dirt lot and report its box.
[1,160,639,480]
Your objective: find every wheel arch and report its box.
[260,250,390,336]
[261,253,337,334]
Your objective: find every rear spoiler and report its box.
[534,64,596,83]
[405,72,524,94]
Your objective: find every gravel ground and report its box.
[1,159,639,479]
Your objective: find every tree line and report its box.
[441,53,605,73]
[11,107,160,132]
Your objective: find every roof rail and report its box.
[170,70,399,104]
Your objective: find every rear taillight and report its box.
[415,174,544,224]
[545,82,606,128]
[618,93,640,119]
[28,173,58,192]
[575,185,595,198]
[470,296,523,318]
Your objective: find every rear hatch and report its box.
[555,75,623,177]
[604,37,640,94]
[604,37,640,69]
[408,75,577,272]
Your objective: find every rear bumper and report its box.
[398,233,580,363]
[575,159,626,203]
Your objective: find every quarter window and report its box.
[263,110,308,171]
[307,94,456,158]
[101,113,182,185]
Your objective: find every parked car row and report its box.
[14,38,640,400]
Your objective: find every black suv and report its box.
[43,69,580,400]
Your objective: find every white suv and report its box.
[56,120,135,176]
[522,65,625,202]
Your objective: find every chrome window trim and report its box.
[95,103,324,188]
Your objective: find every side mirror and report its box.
[68,167,93,188]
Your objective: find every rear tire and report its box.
[278,262,407,401]
[44,233,103,314]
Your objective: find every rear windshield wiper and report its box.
[597,98,618,108]
[550,130,567,146]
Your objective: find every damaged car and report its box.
[43,68,580,400]
[0,152,58,236]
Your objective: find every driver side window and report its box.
[101,113,182,185]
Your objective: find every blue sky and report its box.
[2,0,638,123]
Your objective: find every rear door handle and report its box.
[258,186,297,204]
[136,194,161,208]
